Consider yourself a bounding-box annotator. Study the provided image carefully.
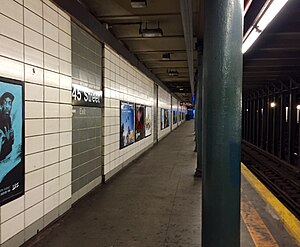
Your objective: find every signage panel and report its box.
[72,84,102,107]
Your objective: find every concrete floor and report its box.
[23,121,299,247]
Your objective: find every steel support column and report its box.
[194,85,198,152]
[249,97,252,142]
[261,96,265,149]
[288,85,296,164]
[242,98,245,139]
[266,91,270,152]
[279,92,285,159]
[272,93,276,155]
[247,99,250,141]
[202,0,242,246]
[250,96,254,143]
[256,95,260,147]
[195,43,203,177]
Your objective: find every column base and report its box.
[194,169,202,177]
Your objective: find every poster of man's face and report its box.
[120,101,135,149]
[0,78,24,206]
[135,104,145,141]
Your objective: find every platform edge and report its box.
[241,163,300,246]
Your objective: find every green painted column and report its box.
[202,0,243,246]
[195,42,203,177]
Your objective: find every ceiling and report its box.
[243,0,300,93]
[75,0,300,101]
[78,0,203,102]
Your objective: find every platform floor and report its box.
[24,121,299,247]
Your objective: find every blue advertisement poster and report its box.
[0,78,24,206]
[120,101,135,149]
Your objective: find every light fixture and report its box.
[242,0,289,54]
[167,69,179,77]
[270,102,276,108]
[140,22,163,38]
[297,105,300,110]
[131,0,147,8]
[162,53,171,60]
[179,88,184,91]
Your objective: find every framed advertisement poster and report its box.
[145,106,152,137]
[161,109,170,130]
[161,108,164,130]
[120,101,135,149]
[0,77,24,206]
[173,110,177,124]
[135,104,145,142]
[164,109,170,128]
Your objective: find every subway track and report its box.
[241,140,300,221]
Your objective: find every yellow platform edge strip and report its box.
[241,163,300,245]
[241,199,279,247]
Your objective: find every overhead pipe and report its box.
[180,0,195,95]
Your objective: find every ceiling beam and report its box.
[134,49,188,54]
[118,35,184,41]
[244,59,300,67]
[95,13,198,21]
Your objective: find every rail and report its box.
[242,140,300,220]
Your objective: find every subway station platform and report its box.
[24,121,299,247]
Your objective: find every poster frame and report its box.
[119,101,135,150]
[161,108,170,130]
[145,105,152,138]
[135,103,146,142]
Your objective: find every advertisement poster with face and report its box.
[161,109,170,130]
[120,101,135,149]
[145,106,152,137]
[0,78,24,206]
[135,104,145,141]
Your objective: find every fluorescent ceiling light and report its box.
[257,0,289,31]
[131,0,147,8]
[242,27,260,54]
[141,28,163,37]
[242,0,289,54]
[167,70,179,77]
[162,53,171,60]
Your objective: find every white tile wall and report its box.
[172,97,179,130]
[1,212,24,243]
[103,45,157,175]
[25,201,43,227]
[0,0,72,245]
[158,86,172,140]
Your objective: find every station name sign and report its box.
[72,84,103,107]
